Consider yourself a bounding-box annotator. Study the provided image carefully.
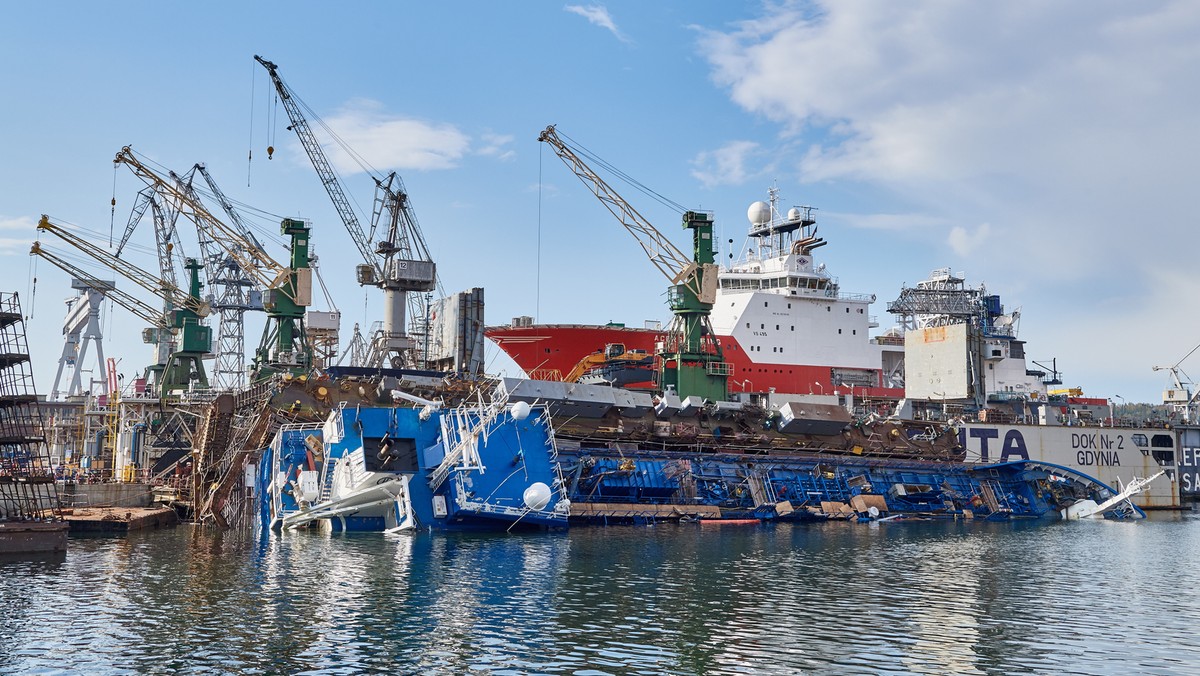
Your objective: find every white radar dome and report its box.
[747,201,771,226]
[787,207,802,221]
[523,482,552,511]
[510,401,531,420]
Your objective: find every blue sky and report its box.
[2,1,1197,404]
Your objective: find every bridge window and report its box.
[1132,434,1148,446]
[1152,434,1174,448]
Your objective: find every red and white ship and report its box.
[487,186,904,399]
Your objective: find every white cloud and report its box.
[478,132,517,162]
[947,222,991,256]
[691,140,763,187]
[0,215,36,232]
[317,98,469,174]
[0,216,37,255]
[698,1,1200,401]
[565,4,630,43]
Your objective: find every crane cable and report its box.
[247,59,256,186]
[555,129,689,214]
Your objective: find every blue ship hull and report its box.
[257,397,1141,535]
[258,402,569,533]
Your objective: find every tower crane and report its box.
[30,239,211,397]
[538,125,728,401]
[187,163,267,389]
[255,55,437,370]
[114,146,314,381]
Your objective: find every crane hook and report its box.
[267,145,274,160]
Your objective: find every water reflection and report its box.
[2,517,1199,674]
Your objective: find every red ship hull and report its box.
[485,324,903,400]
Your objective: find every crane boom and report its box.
[194,163,267,254]
[537,125,727,401]
[255,54,437,369]
[114,146,285,291]
[538,125,705,297]
[36,216,208,319]
[117,187,186,294]
[254,55,378,275]
[30,242,166,328]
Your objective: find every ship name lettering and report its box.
[1075,450,1121,467]
[960,428,1028,462]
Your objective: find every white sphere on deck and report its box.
[510,400,532,420]
[523,482,552,511]
[787,207,802,221]
[747,201,771,226]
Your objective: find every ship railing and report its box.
[428,389,507,490]
[706,362,734,377]
[837,291,875,302]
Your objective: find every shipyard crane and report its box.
[114,146,314,381]
[1153,345,1200,423]
[30,240,211,397]
[537,125,727,401]
[187,164,268,389]
[50,280,111,401]
[37,216,209,320]
[255,55,437,370]
[116,186,187,294]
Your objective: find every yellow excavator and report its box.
[564,343,656,388]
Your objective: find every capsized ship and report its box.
[487,187,1178,508]
[256,373,1147,530]
[258,391,569,533]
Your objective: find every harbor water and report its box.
[4,516,1200,675]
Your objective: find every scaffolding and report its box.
[0,291,66,551]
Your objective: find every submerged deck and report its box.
[61,506,179,533]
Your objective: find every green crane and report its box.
[114,146,314,382]
[31,227,211,397]
[538,125,729,401]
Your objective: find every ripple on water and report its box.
[3,517,1200,674]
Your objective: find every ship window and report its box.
[776,325,780,330]
[826,307,831,312]
[1153,449,1175,465]
[746,323,750,328]
[791,326,794,331]
[764,301,769,307]
[838,329,842,334]
[761,324,765,329]
[858,308,864,314]
[1132,434,1148,446]
[846,307,850,313]
[1152,434,1174,448]
[788,303,792,309]
[852,330,856,335]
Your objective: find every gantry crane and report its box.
[538,125,728,401]
[114,146,314,382]
[50,279,111,401]
[255,55,437,369]
[30,236,211,397]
